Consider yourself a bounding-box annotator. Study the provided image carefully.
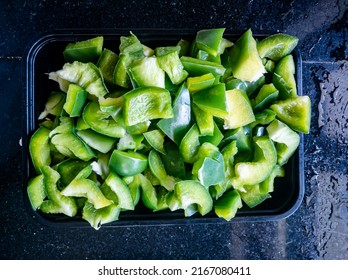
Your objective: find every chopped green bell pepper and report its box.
[266,119,300,166]
[27,174,45,210]
[214,189,242,221]
[157,83,191,145]
[109,149,148,177]
[195,28,225,57]
[192,103,214,136]
[63,36,103,64]
[38,91,66,120]
[29,126,51,174]
[252,83,279,112]
[123,86,173,126]
[270,95,311,133]
[231,135,277,190]
[76,129,116,154]
[180,56,226,77]
[63,84,87,117]
[273,54,297,99]
[186,73,216,93]
[97,48,119,85]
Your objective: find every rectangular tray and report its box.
[22,29,304,227]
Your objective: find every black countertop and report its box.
[0,0,347,260]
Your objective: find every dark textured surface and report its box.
[0,0,347,260]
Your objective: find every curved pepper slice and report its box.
[29,126,51,174]
[123,86,173,126]
[252,83,279,112]
[40,165,77,217]
[76,129,116,154]
[231,135,277,190]
[179,124,201,163]
[172,180,213,216]
[102,171,134,211]
[180,56,226,77]
[27,174,45,210]
[49,61,108,98]
[148,150,177,191]
[143,129,166,155]
[239,184,270,208]
[82,202,120,230]
[61,166,112,210]
[83,102,126,138]
[97,48,119,85]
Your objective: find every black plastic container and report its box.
[22,30,304,228]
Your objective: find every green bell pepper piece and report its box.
[172,180,213,216]
[180,56,226,77]
[186,73,215,93]
[76,129,116,154]
[179,124,201,163]
[76,117,91,130]
[56,159,90,187]
[61,166,112,209]
[117,133,145,151]
[266,119,300,166]
[123,86,173,126]
[63,84,87,117]
[160,141,186,179]
[83,102,125,138]
[192,142,225,188]
[123,175,141,206]
[252,83,279,112]
[195,28,225,57]
[102,171,134,210]
[270,95,311,133]
[229,29,266,82]
[273,54,297,99]
[192,83,228,118]
[63,36,103,64]
[156,47,188,85]
[264,59,276,73]
[223,88,255,129]
[29,126,51,174]
[239,184,270,208]
[259,164,285,194]
[82,201,120,230]
[97,48,119,85]
[38,91,66,120]
[27,174,46,210]
[196,50,221,63]
[251,109,277,128]
[129,56,165,88]
[225,75,265,97]
[177,39,190,57]
[199,121,223,146]
[157,83,191,145]
[109,150,148,176]
[192,103,214,136]
[214,189,242,221]
[40,165,78,217]
[49,117,96,161]
[257,33,299,61]
[231,135,277,190]
[50,61,108,98]
[143,129,166,155]
[148,149,177,191]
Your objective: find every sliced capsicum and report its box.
[180,56,226,77]
[97,48,119,85]
[83,101,125,138]
[195,28,225,57]
[192,83,228,118]
[229,29,266,82]
[27,174,45,210]
[123,86,173,126]
[38,91,66,120]
[172,180,213,216]
[63,84,87,117]
[231,135,277,190]
[156,47,188,85]
[63,36,103,64]
[252,83,279,112]
[29,126,51,174]
[109,149,148,176]
[192,103,214,136]
[179,124,201,163]
[214,189,242,221]
[266,119,300,166]
[49,61,108,98]
[273,54,297,99]
[143,129,166,155]
[186,73,216,93]
[270,95,311,133]
[76,129,116,154]
[157,83,191,145]
[39,165,77,217]
[82,201,120,230]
